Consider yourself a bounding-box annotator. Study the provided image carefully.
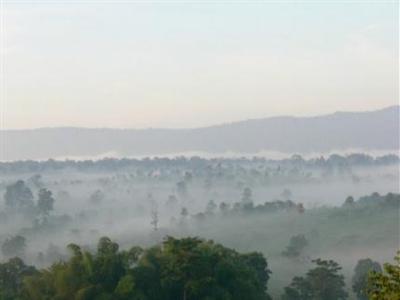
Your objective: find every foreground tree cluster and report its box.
[1,236,398,300]
[0,237,271,300]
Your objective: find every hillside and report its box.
[1,106,398,161]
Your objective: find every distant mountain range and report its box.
[1,106,399,161]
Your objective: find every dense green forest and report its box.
[0,236,398,300]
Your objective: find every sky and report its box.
[0,0,398,129]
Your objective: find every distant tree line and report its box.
[0,153,397,174]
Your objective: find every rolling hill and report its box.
[1,106,398,161]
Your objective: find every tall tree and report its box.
[282,259,348,300]
[4,181,34,210]
[1,236,27,259]
[352,258,382,300]
[37,188,55,217]
[150,207,159,231]
[0,257,37,300]
[282,235,308,258]
[205,200,217,215]
[241,187,253,204]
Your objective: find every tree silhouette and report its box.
[352,258,381,300]
[282,259,348,300]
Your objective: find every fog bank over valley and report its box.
[0,154,398,298]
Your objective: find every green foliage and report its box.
[1,236,27,259]
[367,252,400,300]
[37,188,55,217]
[0,257,37,300]
[357,193,400,209]
[352,258,381,300]
[4,181,34,210]
[158,237,271,300]
[281,259,348,300]
[13,236,271,300]
[282,235,308,258]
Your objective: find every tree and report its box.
[4,180,34,210]
[180,207,188,219]
[176,181,187,197]
[241,187,253,204]
[297,203,305,214]
[37,188,55,217]
[343,196,355,208]
[282,259,348,300]
[150,207,159,231]
[156,236,271,300]
[367,252,400,300]
[28,174,43,189]
[219,202,230,214]
[352,258,381,300]
[166,195,178,207]
[282,235,308,258]
[0,257,37,300]
[205,200,217,215]
[89,189,104,205]
[183,172,192,183]
[1,235,27,259]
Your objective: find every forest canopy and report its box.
[0,236,272,300]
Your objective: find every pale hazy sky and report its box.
[1,1,398,129]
